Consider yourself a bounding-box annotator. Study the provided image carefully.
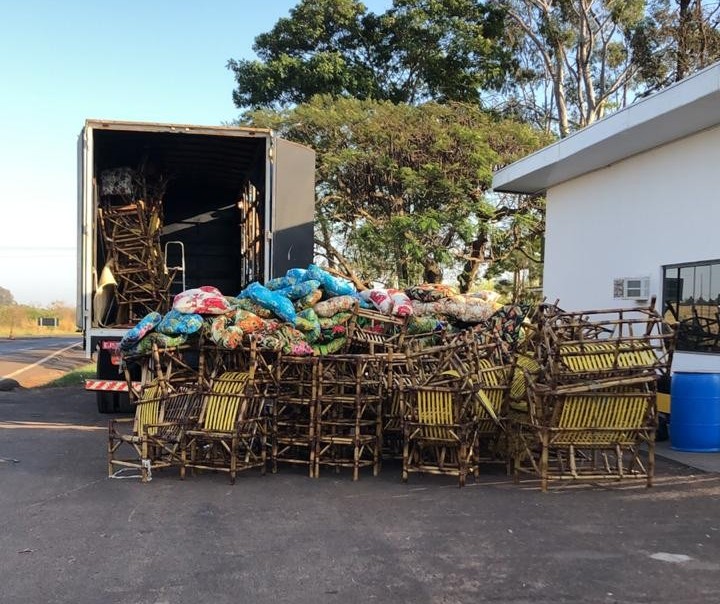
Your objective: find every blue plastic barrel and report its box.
[670,372,720,452]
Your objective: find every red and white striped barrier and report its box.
[84,379,141,392]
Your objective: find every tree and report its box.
[0,286,15,306]
[241,97,550,292]
[497,1,720,137]
[634,1,720,91]
[227,0,514,108]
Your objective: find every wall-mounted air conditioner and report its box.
[613,276,650,300]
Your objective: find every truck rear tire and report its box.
[97,391,114,413]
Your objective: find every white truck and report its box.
[77,119,315,412]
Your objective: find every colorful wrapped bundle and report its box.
[312,337,347,355]
[294,289,323,310]
[359,288,394,315]
[313,295,356,318]
[173,286,232,315]
[234,297,274,318]
[390,291,413,317]
[156,309,203,335]
[406,283,458,302]
[265,267,310,290]
[295,308,321,343]
[233,309,265,334]
[277,279,321,301]
[119,312,162,352]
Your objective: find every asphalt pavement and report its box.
[1,386,719,604]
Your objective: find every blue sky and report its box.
[0,0,391,307]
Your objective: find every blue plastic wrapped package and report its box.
[241,281,297,325]
[305,264,356,297]
[266,268,309,290]
[265,276,293,291]
[277,279,321,301]
[286,268,308,282]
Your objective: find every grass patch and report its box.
[41,363,97,388]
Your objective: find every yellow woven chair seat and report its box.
[203,371,251,432]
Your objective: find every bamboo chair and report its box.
[271,355,319,476]
[512,373,658,491]
[180,369,267,483]
[315,354,384,480]
[400,337,486,486]
[539,299,676,386]
[401,382,480,487]
[108,382,200,482]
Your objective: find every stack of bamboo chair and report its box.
[509,297,677,491]
[399,333,513,487]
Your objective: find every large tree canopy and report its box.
[242,97,550,294]
[498,0,720,137]
[228,0,514,108]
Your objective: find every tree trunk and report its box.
[457,230,488,293]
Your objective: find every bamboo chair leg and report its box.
[647,436,655,488]
[141,436,149,483]
[353,439,360,482]
[107,432,114,478]
[230,436,238,484]
[261,424,268,476]
[459,443,467,488]
[540,432,549,493]
[569,445,578,478]
[616,444,624,479]
[402,431,409,483]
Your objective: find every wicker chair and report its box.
[512,374,658,491]
[271,355,319,476]
[180,369,267,483]
[400,336,509,486]
[508,298,677,491]
[315,354,384,480]
[107,382,200,482]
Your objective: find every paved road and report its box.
[1,386,719,604]
[0,336,88,388]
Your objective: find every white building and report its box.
[493,61,720,376]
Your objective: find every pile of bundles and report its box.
[118,263,514,358]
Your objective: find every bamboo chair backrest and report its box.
[201,371,253,433]
[157,387,203,441]
[557,341,662,378]
[540,302,676,383]
[403,337,478,389]
[475,357,509,424]
[346,306,408,353]
[525,372,656,440]
[133,383,163,436]
[409,387,474,441]
[510,353,541,405]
